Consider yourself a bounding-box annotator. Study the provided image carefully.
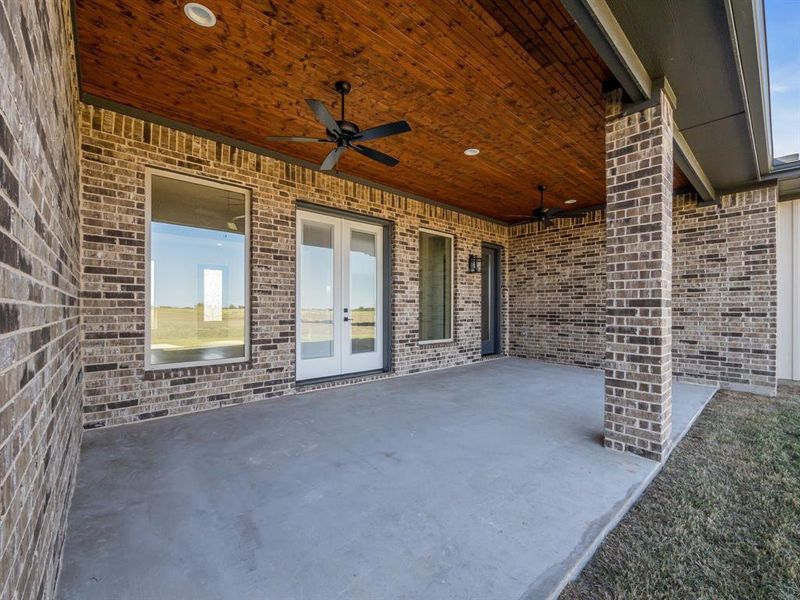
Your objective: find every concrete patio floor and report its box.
[57,358,716,600]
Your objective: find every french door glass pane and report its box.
[350,230,377,354]
[300,222,334,359]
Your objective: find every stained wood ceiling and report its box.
[73,0,682,221]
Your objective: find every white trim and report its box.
[418,228,455,344]
[342,220,384,374]
[793,201,800,379]
[295,210,343,380]
[778,199,800,380]
[295,210,384,380]
[144,167,251,370]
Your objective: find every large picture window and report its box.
[146,170,249,369]
[419,230,453,342]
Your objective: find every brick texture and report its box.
[673,189,777,394]
[507,187,777,397]
[508,211,606,367]
[79,106,508,428]
[0,1,82,599]
[603,88,674,461]
[79,102,778,433]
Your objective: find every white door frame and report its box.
[296,210,384,381]
[341,219,384,375]
[296,211,342,380]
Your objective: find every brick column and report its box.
[604,87,674,462]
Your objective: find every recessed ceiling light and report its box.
[564,198,577,204]
[184,3,217,27]
[464,148,480,156]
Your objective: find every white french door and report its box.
[296,210,384,380]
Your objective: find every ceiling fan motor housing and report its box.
[334,120,360,139]
[266,79,410,170]
[334,80,352,95]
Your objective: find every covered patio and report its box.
[57,359,715,600]
[1,1,789,598]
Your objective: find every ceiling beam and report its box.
[674,128,716,202]
[560,0,651,102]
[562,0,717,201]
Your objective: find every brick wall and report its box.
[80,103,778,430]
[508,211,605,368]
[603,88,674,460]
[673,189,777,394]
[79,105,508,428]
[0,1,82,599]
[508,189,777,395]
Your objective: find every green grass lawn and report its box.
[151,307,245,348]
[300,308,376,341]
[152,307,378,350]
[560,382,800,600]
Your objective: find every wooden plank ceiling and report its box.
[73,0,687,221]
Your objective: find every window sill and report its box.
[144,356,250,373]
[296,368,390,389]
[418,338,455,346]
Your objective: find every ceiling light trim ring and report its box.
[184,3,217,27]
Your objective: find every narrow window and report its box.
[419,230,453,342]
[146,170,249,368]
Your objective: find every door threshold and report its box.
[296,368,388,388]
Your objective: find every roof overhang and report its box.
[560,0,797,202]
[725,0,772,178]
[561,0,718,201]
[726,0,800,200]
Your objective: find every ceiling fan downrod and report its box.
[335,80,351,122]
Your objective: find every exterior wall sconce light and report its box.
[468,254,481,273]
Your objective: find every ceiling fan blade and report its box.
[351,144,400,167]
[320,146,346,171]
[306,99,341,135]
[354,120,411,143]
[266,135,332,143]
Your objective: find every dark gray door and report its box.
[481,245,501,355]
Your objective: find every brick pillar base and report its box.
[604,87,674,462]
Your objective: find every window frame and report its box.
[144,167,251,371]
[418,228,455,345]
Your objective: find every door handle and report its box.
[344,317,350,322]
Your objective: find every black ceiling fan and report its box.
[509,184,603,226]
[266,81,411,172]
